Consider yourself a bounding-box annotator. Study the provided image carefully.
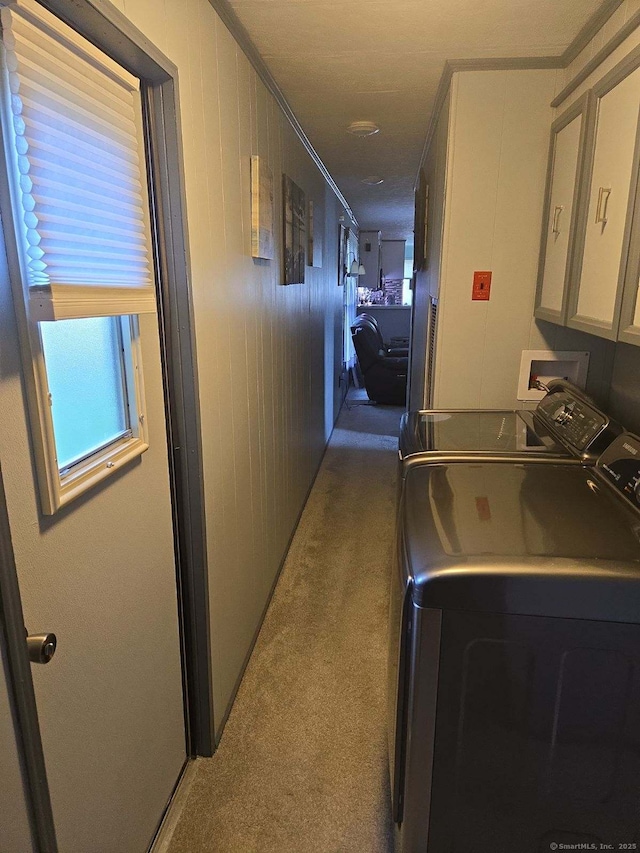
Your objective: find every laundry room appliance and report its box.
[398,379,622,477]
[389,432,640,852]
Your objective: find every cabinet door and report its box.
[568,53,640,339]
[617,158,640,345]
[535,94,593,325]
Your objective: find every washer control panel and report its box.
[597,433,640,508]
[535,385,620,457]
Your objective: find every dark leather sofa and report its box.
[350,315,408,405]
[357,312,409,355]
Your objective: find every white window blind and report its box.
[0,0,156,320]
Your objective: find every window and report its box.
[0,0,155,513]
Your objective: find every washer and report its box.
[398,380,622,481]
[389,432,640,853]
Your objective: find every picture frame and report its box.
[414,168,428,273]
[337,223,348,286]
[308,199,314,266]
[250,155,275,260]
[309,199,323,268]
[283,174,306,285]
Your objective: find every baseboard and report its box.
[149,758,201,853]
[213,406,344,743]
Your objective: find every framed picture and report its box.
[283,174,306,285]
[414,168,428,273]
[250,155,274,260]
[307,199,314,266]
[309,200,323,268]
[337,223,348,286]
[423,183,429,267]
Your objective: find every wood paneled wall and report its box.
[117,0,348,736]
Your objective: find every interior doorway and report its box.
[0,1,213,849]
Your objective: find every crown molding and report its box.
[416,0,637,184]
[207,0,629,227]
[553,7,640,107]
[207,0,358,229]
[561,0,625,66]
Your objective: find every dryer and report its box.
[389,433,640,852]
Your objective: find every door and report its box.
[535,94,592,325]
[0,227,186,853]
[0,468,37,853]
[568,53,640,338]
[0,460,57,853]
[0,656,33,853]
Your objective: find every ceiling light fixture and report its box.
[361,175,384,185]
[345,252,366,277]
[347,121,380,137]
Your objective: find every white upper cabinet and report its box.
[567,49,640,340]
[617,138,640,344]
[535,94,592,324]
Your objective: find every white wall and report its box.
[381,240,406,280]
[114,0,348,734]
[432,69,556,408]
[412,18,640,413]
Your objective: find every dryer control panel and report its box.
[535,382,622,458]
[597,433,640,508]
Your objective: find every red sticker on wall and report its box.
[472,271,492,301]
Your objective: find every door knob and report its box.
[26,632,57,664]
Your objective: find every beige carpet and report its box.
[167,390,403,853]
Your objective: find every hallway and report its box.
[165,392,404,852]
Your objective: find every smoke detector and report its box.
[347,121,380,137]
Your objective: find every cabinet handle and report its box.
[595,186,611,225]
[551,205,564,235]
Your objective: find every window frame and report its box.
[37,314,149,511]
[3,292,150,515]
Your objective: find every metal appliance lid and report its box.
[399,409,567,458]
[399,380,622,463]
[402,457,640,622]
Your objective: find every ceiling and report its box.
[226,0,607,241]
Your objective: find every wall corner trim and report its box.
[207,0,358,228]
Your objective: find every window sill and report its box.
[54,436,149,512]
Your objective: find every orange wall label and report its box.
[472,271,492,300]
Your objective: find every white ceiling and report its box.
[227,0,607,240]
